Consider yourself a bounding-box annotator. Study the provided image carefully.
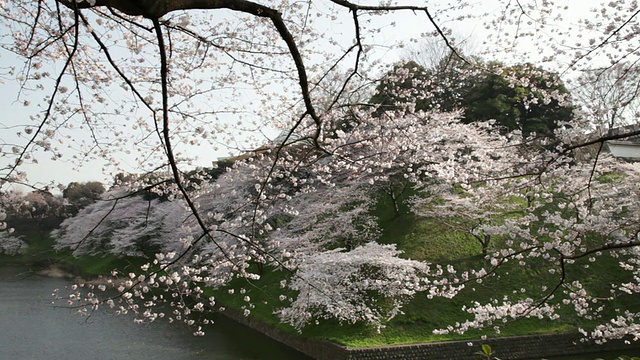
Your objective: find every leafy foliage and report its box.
[370,59,574,137]
[62,181,105,214]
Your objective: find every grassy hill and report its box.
[206,193,639,347]
[4,191,637,348]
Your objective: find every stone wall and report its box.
[343,335,640,360]
[219,307,640,360]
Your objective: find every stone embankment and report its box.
[220,306,640,360]
[37,264,112,286]
[37,265,73,278]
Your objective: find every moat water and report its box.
[0,266,310,360]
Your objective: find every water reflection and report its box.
[0,266,310,360]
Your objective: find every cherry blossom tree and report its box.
[412,181,525,256]
[0,231,27,255]
[573,62,640,133]
[430,155,640,342]
[52,102,530,333]
[53,187,188,256]
[0,208,25,255]
[19,190,64,218]
[278,242,436,332]
[2,0,640,344]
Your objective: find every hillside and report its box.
[5,173,638,348]
[205,191,640,347]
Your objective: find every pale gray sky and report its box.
[0,0,609,191]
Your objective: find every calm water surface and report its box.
[0,266,310,360]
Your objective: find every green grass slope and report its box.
[209,193,639,348]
